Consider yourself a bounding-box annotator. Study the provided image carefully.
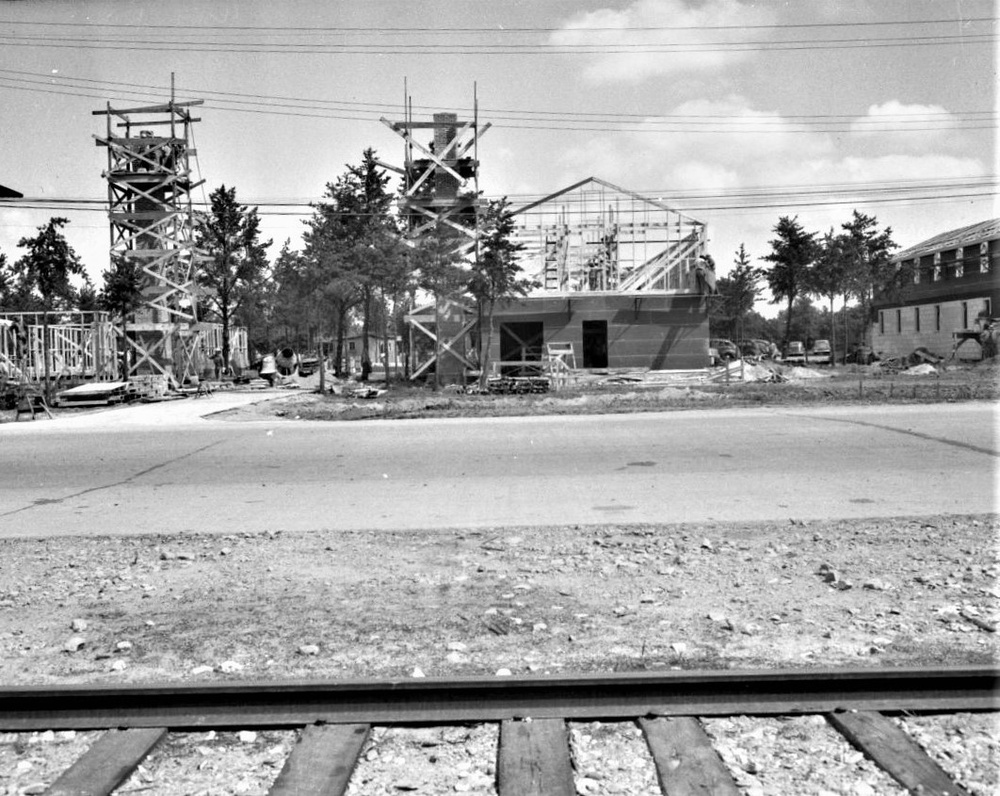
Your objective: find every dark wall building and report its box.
[489,293,709,371]
[872,218,1000,359]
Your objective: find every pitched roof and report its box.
[892,218,1000,261]
[0,183,23,199]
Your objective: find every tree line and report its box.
[0,148,533,386]
[711,211,900,356]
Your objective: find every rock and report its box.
[218,660,243,673]
[116,640,133,651]
[707,611,727,622]
[63,635,85,652]
[671,642,688,655]
[446,651,467,664]
[446,641,468,651]
[22,784,47,796]
[176,551,195,561]
[411,667,426,678]
[298,644,320,656]
[496,668,513,676]
[238,730,257,743]
[191,665,214,676]
[110,659,127,672]
[532,623,548,633]
[701,539,715,552]
[160,550,175,561]
[70,618,88,632]
[863,579,889,591]
[220,547,232,556]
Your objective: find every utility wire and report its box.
[0,16,994,32]
[0,78,994,134]
[1,68,992,125]
[0,34,994,55]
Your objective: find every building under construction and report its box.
[397,103,716,380]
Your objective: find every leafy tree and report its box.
[762,216,819,347]
[12,217,85,398]
[196,185,271,375]
[838,211,898,345]
[469,197,534,387]
[99,257,144,324]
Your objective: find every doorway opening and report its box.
[582,320,608,368]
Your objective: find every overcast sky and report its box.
[0,0,995,307]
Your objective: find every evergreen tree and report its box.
[838,211,898,345]
[762,216,819,348]
[196,185,271,375]
[304,149,403,381]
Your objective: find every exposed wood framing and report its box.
[93,93,207,388]
[0,311,117,384]
[387,94,487,383]
[511,177,711,295]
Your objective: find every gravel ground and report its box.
[0,513,996,794]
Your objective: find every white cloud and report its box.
[848,101,962,153]
[551,0,777,84]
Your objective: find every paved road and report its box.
[0,396,995,537]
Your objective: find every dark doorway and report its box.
[582,320,609,368]
[500,322,544,375]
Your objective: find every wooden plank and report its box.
[640,716,740,796]
[827,711,971,796]
[47,727,166,796]
[498,718,575,796]
[269,724,369,796]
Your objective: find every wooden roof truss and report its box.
[511,177,709,294]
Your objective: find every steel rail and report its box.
[1,665,996,732]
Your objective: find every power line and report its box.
[0,33,994,56]
[1,68,992,125]
[1,77,994,135]
[0,16,994,32]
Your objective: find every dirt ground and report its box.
[211,360,999,423]
[1,514,995,685]
[1,367,997,794]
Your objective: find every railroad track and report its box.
[1,665,996,796]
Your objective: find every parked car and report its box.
[807,339,833,365]
[710,338,740,362]
[783,341,806,364]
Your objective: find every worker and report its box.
[212,349,224,379]
[260,353,277,386]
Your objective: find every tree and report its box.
[469,197,534,387]
[762,216,819,347]
[12,217,85,398]
[196,185,271,375]
[304,149,404,381]
[712,244,763,340]
[838,210,898,345]
[808,230,850,361]
[99,257,144,325]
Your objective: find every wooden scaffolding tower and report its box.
[93,92,207,388]
[382,93,490,383]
